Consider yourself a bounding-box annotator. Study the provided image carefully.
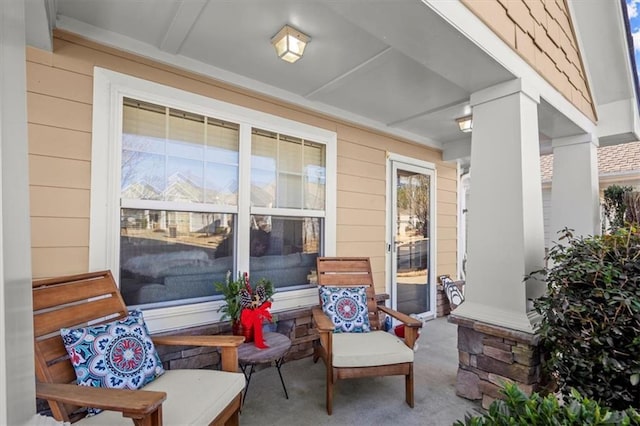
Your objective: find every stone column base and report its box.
[449,315,543,409]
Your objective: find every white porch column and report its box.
[453,79,545,333]
[0,1,35,424]
[550,135,600,241]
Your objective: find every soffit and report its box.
[35,0,589,150]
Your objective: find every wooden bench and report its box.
[33,270,245,425]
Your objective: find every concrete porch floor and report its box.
[239,316,482,425]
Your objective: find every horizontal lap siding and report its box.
[438,164,458,283]
[27,30,457,290]
[336,134,458,293]
[27,52,93,278]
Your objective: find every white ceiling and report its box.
[29,0,601,155]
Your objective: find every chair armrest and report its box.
[378,306,422,328]
[378,306,422,349]
[152,335,244,373]
[312,307,334,332]
[36,382,165,418]
[152,335,244,347]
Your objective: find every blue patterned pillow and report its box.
[61,310,165,415]
[319,286,371,333]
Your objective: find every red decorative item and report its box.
[394,324,405,338]
[232,320,254,343]
[232,272,274,348]
[240,302,272,349]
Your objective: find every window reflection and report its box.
[119,209,235,308]
[251,128,326,209]
[121,98,239,205]
[248,215,321,290]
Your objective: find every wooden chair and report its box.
[312,257,423,415]
[33,270,245,426]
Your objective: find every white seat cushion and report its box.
[332,330,414,367]
[78,369,244,425]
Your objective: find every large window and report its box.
[91,69,336,329]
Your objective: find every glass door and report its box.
[389,158,435,319]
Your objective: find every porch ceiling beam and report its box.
[304,47,392,99]
[159,0,208,54]
[386,98,469,128]
[442,138,471,162]
[25,0,55,51]
[596,98,640,146]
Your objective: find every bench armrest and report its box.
[36,382,165,420]
[152,335,244,347]
[152,335,244,372]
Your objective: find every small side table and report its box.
[237,331,292,405]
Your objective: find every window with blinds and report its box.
[118,98,326,309]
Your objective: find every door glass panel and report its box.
[395,169,431,315]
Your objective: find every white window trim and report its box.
[90,67,336,333]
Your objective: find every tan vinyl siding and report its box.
[31,247,89,277]
[29,187,90,218]
[31,217,89,248]
[29,124,92,161]
[461,0,596,122]
[27,30,458,292]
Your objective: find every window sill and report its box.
[143,287,319,333]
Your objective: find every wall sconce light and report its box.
[456,116,473,133]
[271,25,310,63]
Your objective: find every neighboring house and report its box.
[541,141,640,247]
[2,1,640,422]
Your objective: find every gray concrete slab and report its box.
[239,317,482,425]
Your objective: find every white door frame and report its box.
[386,153,437,320]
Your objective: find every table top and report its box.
[238,332,292,364]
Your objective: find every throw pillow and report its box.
[439,275,465,308]
[319,286,371,333]
[60,310,165,415]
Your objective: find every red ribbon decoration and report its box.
[240,301,272,349]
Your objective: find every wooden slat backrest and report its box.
[316,257,382,330]
[32,270,128,422]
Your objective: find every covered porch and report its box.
[3,0,640,423]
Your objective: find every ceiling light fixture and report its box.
[271,25,310,63]
[456,116,473,133]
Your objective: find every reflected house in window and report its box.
[121,182,162,201]
[164,172,205,204]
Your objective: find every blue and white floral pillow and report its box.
[60,310,165,415]
[319,286,371,333]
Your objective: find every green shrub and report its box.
[603,185,633,232]
[530,227,640,410]
[455,382,640,425]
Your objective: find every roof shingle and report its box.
[539,141,640,182]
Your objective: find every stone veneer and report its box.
[154,306,318,371]
[449,315,544,409]
[154,293,391,371]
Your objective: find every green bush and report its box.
[455,382,640,426]
[603,185,633,232]
[530,227,640,410]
